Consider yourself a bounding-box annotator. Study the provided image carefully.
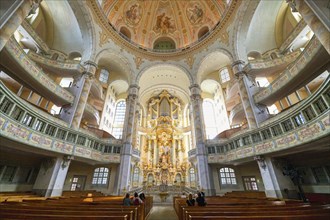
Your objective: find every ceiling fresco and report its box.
[101,0,230,49]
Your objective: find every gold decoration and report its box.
[219,30,229,46]
[185,56,195,69]
[134,56,144,69]
[99,30,109,47]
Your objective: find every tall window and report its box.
[203,100,217,139]
[92,167,110,186]
[132,167,139,187]
[243,176,259,191]
[99,69,109,83]
[220,68,230,83]
[190,168,196,186]
[112,101,126,138]
[219,167,237,185]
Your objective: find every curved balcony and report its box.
[207,77,330,164]
[27,50,84,76]
[225,82,240,111]
[279,19,307,52]
[84,103,100,126]
[243,50,300,77]
[0,37,74,106]
[90,79,104,101]
[0,82,121,164]
[229,103,244,125]
[20,20,50,53]
[254,36,330,106]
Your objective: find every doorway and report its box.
[70,175,86,191]
[242,176,259,191]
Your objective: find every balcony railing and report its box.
[0,81,122,163]
[207,76,330,163]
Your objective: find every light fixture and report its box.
[254,155,266,170]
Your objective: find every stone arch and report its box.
[195,49,234,85]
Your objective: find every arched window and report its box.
[153,37,176,50]
[120,26,131,40]
[198,26,209,40]
[92,167,110,186]
[189,168,196,183]
[219,68,230,83]
[219,167,236,185]
[203,100,217,139]
[99,69,109,83]
[112,101,126,138]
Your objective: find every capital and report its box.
[231,60,246,78]
[189,84,201,95]
[83,60,98,76]
[128,84,140,96]
[286,0,297,12]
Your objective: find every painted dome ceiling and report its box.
[101,0,231,50]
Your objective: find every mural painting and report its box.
[186,2,204,25]
[125,2,142,26]
[154,13,175,34]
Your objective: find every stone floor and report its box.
[146,205,179,220]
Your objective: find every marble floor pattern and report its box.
[146,205,179,220]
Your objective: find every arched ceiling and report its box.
[101,0,231,49]
[197,51,231,84]
[138,64,191,107]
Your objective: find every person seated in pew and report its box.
[196,192,207,206]
[139,192,146,202]
[123,193,132,206]
[133,192,144,205]
[186,193,195,206]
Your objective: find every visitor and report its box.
[196,193,206,206]
[186,193,195,206]
[133,192,143,205]
[123,193,132,206]
[139,192,146,202]
[180,192,187,198]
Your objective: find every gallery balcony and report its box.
[0,37,74,106]
[254,36,330,106]
[207,77,330,164]
[0,81,121,164]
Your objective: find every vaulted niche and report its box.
[153,37,176,50]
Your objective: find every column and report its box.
[153,139,157,167]
[288,0,330,54]
[33,156,72,197]
[189,84,214,195]
[255,156,297,199]
[71,61,97,129]
[117,84,139,194]
[148,139,152,165]
[0,0,39,51]
[172,140,177,167]
[232,60,268,128]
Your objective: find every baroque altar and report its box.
[140,90,189,187]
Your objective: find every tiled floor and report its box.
[146,205,179,220]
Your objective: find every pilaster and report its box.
[189,84,214,195]
[117,84,139,194]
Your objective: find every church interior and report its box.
[0,0,330,219]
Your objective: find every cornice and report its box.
[87,0,241,62]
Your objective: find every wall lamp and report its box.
[254,155,266,170]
